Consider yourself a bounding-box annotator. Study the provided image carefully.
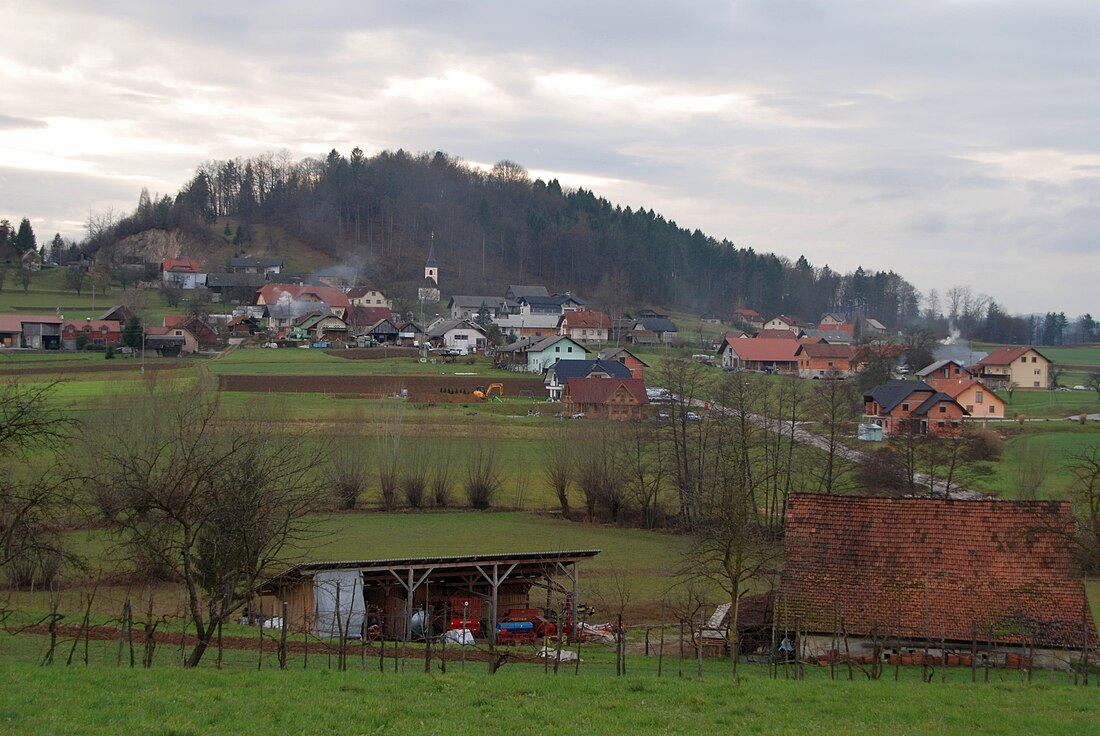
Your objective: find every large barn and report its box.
[780,494,1097,671]
[256,550,599,643]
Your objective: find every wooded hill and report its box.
[96,148,922,326]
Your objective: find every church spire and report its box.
[423,232,438,288]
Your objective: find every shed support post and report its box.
[475,563,517,646]
[556,561,579,643]
[387,567,434,642]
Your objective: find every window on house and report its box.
[1034,381,1040,387]
[1021,357,1027,363]
[902,403,909,411]
[1031,356,1037,363]
[937,421,945,428]
[966,405,973,413]
[555,346,560,353]
[1034,369,1040,375]
[975,391,983,403]
[939,405,946,413]
[989,406,995,414]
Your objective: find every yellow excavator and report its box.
[473,383,504,402]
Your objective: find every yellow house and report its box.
[928,378,1007,419]
[975,347,1052,390]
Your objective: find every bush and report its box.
[858,446,906,493]
[402,473,427,508]
[464,445,501,509]
[965,428,1004,461]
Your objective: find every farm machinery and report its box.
[495,608,558,645]
[473,383,504,401]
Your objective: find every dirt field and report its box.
[218,374,546,401]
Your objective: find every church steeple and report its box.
[424,232,438,288]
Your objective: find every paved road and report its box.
[693,399,987,500]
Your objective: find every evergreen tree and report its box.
[49,234,64,265]
[121,316,144,349]
[14,217,35,255]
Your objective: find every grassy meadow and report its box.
[2,660,1099,736]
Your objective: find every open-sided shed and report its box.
[257,550,599,643]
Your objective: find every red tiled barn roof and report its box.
[781,494,1097,647]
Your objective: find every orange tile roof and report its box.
[162,258,201,273]
[256,283,350,309]
[781,494,1097,647]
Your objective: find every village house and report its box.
[795,342,858,379]
[228,256,283,275]
[425,318,487,355]
[781,494,1098,671]
[164,315,220,348]
[564,377,649,420]
[345,306,393,335]
[925,377,1007,420]
[448,295,508,321]
[347,286,392,309]
[731,308,764,331]
[144,325,198,354]
[761,314,803,333]
[916,359,974,382]
[754,328,801,340]
[60,319,119,349]
[803,328,853,344]
[494,313,560,341]
[861,317,888,339]
[292,313,349,343]
[817,313,856,337]
[596,347,649,379]
[545,358,633,401]
[631,308,678,344]
[974,346,1052,390]
[515,293,584,316]
[362,318,399,344]
[255,284,350,319]
[161,258,206,289]
[392,321,425,347]
[204,272,266,302]
[863,379,968,436]
[497,335,588,373]
[717,336,801,373]
[557,309,611,344]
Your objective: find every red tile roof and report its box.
[781,494,1097,647]
[755,329,799,340]
[976,346,1051,367]
[62,319,119,333]
[565,377,648,406]
[796,342,856,360]
[559,310,611,330]
[0,314,63,332]
[256,284,350,309]
[722,338,802,362]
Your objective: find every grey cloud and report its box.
[0,115,46,130]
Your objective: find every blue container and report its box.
[497,621,534,632]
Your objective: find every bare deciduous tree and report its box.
[541,424,575,517]
[84,380,325,667]
[374,400,405,510]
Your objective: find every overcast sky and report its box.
[1,1,1097,316]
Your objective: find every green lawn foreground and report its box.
[1,660,1098,736]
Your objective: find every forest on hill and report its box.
[85,147,925,328]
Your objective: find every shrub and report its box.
[965,428,1004,461]
[402,469,427,508]
[464,445,502,509]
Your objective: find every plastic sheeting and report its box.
[313,569,366,638]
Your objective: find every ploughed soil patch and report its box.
[0,362,185,377]
[218,374,545,402]
[21,623,542,664]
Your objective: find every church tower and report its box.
[418,232,440,306]
[424,233,438,288]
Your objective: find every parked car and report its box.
[1074,385,1088,391]
[686,411,702,422]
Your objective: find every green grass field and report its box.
[1,660,1098,735]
